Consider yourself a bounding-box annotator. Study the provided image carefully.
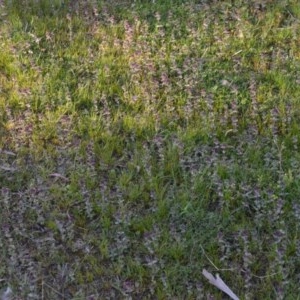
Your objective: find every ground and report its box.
[0,0,300,299]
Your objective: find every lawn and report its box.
[1,0,300,299]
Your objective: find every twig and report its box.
[241,269,279,279]
[200,244,234,272]
[43,282,66,299]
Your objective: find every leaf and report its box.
[1,150,16,156]
[202,269,239,300]
[0,287,13,300]
[0,166,17,172]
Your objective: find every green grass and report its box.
[1,0,300,298]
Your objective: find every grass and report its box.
[0,0,300,298]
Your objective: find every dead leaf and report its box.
[202,269,239,300]
[1,150,16,156]
[0,166,16,172]
[0,286,13,300]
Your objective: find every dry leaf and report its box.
[0,287,13,300]
[1,150,16,156]
[0,166,16,172]
[202,269,239,300]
